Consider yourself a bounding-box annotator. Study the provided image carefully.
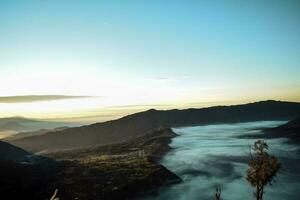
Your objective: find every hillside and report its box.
[10,100,300,152]
[0,128,180,200]
[263,117,300,144]
[277,117,300,129]
[237,117,300,144]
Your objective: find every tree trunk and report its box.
[260,186,264,200]
[256,184,260,200]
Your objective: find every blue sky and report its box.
[0,0,300,120]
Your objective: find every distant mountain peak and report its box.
[0,121,27,131]
[146,108,158,112]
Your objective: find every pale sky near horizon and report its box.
[0,0,300,121]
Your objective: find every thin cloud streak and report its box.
[149,77,177,83]
[108,104,171,109]
[0,95,94,103]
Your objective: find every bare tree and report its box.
[50,189,59,200]
[214,186,222,200]
[246,140,280,200]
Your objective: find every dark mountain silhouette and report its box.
[10,100,300,152]
[0,141,58,200]
[0,140,29,161]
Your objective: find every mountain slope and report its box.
[277,117,300,129]
[263,117,300,144]
[1,129,180,200]
[238,117,300,144]
[10,100,300,152]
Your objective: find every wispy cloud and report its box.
[0,95,93,103]
[108,104,171,109]
[150,77,177,83]
[150,75,190,83]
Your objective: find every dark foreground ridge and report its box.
[0,128,180,200]
[0,140,29,161]
[9,100,300,152]
[0,141,58,200]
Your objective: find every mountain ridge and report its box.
[9,100,300,152]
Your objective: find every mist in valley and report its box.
[143,121,300,200]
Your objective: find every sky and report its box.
[0,0,300,122]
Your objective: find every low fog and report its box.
[143,121,300,200]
